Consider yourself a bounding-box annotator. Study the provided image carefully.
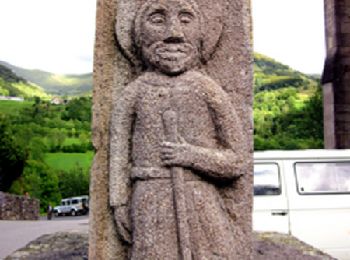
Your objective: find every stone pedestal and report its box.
[89,0,253,259]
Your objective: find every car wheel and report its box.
[71,210,76,216]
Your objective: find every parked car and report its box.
[253,149,350,260]
[53,195,89,216]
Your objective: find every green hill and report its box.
[254,53,318,93]
[1,53,319,97]
[0,64,49,98]
[0,61,92,96]
[253,53,322,150]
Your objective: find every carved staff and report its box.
[163,110,192,260]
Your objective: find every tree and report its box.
[58,165,89,198]
[0,115,26,191]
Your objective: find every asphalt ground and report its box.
[0,215,88,259]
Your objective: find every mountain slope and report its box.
[0,61,92,96]
[254,53,318,93]
[1,53,319,97]
[0,64,49,98]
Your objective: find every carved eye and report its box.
[179,12,194,24]
[149,13,166,24]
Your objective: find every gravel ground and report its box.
[0,216,88,259]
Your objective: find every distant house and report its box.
[0,96,24,102]
[51,97,66,105]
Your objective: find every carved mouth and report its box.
[155,44,192,61]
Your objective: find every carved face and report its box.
[137,0,202,75]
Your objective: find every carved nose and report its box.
[166,20,184,41]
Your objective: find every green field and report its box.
[45,152,94,171]
[0,100,33,116]
[62,137,81,146]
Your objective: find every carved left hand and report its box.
[160,140,193,167]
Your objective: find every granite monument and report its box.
[89,0,253,259]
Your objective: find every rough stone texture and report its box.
[323,0,350,148]
[5,232,88,260]
[0,192,39,220]
[7,232,334,260]
[90,0,253,259]
[253,232,335,260]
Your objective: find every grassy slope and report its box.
[254,53,319,94]
[0,64,49,98]
[0,100,33,116]
[45,152,94,171]
[1,53,318,97]
[0,61,92,96]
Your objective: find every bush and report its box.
[58,165,89,199]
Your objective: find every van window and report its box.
[71,199,79,204]
[295,162,350,194]
[254,163,281,195]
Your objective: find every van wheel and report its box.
[71,210,76,216]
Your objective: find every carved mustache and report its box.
[151,42,194,61]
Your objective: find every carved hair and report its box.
[115,0,224,66]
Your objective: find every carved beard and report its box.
[142,41,199,75]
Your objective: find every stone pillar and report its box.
[323,0,350,148]
[89,0,253,259]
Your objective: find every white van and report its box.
[253,149,350,260]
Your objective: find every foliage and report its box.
[1,96,93,210]
[57,166,90,199]
[0,115,26,191]
[10,160,61,211]
[45,152,93,172]
[62,97,92,122]
[254,85,323,150]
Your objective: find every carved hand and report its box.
[113,205,132,244]
[160,139,193,167]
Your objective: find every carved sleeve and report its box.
[109,84,137,207]
[186,80,246,180]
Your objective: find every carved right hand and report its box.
[113,205,132,244]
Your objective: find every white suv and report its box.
[53,195,89,216]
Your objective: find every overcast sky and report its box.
[0,0,326,75]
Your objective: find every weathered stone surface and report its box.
[0,192,39,221]
[5,232,88,260]
[6,232,334,260]
[323,0,350,148]
[90,0,253,259]
[253,232,335,260]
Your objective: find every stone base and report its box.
[6,232,334,260]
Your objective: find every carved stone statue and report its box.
[109,0,247,258]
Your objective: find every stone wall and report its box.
[323,0,350,148]
[0,192,39,220]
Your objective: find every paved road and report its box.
[0,215,88,259]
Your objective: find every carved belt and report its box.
[131,167,201,181]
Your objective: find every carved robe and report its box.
[110,70,245,259]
